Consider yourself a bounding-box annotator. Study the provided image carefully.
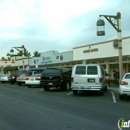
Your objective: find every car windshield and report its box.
[18,71,32,75]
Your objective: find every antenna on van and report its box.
[82,60,86,64]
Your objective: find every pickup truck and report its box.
[40,68,72,91]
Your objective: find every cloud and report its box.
[0,0,130,58]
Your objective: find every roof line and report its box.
[73,36,130,49]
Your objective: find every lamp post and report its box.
[96,12,122,83]
[10,45,25,70]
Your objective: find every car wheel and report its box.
[44,86,50,91]
[27,85,31,88]
[100,89,104,95]
[64,82,70,91]
[10,82,14,84]
[119,94,124,100]
[73,90,78,95]
[104,85,107,91]
[18,83,21,86]
[40,84,43,88]
[1,81,5,84]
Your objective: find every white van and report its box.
[71,64,107,95]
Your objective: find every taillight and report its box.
[26,74,30,77]
[35,77,41,80]
[60,76,63,82]
[121,81,128,85]
[99,78,102,83]
[71,77,73,82]
[26,77,29,80]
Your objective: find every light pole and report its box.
[96,12,122,83]
[10,45,25,70]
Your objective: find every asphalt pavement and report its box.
[0,82,129,130]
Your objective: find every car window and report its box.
[124,74,130,79]
[75,66,86,75]
[87,66,97,75]
[18,71,32,75]
[42,69,61,76]
[11,71,19,75]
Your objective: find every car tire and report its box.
[104,85,107,91]
[10,82,14,84]
[44,86,50,91]
[28,85,31,88]
[63,82,70,91]
[40,84,42,88]
[119,94,124,100]
[73,90,78,95]
[1,81,5,84]
[100,89,104,95]
[18,83,21,86]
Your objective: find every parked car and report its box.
[71,64,107,95]
[16,71,34,86]
[25,73,42,88]
[0,74,11,83]
[40,68,72,91]
[119,73,130,100]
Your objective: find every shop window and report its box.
[56,56,59,59]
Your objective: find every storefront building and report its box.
[73,36,130,79]
[28,50,73,68]
[1,36,130,78]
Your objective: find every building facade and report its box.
[0,60,11,74]
[73,36,130,79]
[1,36,130,79]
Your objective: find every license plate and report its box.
[31,79,34,81]
[88,79,95,82]
[49,82,53,85]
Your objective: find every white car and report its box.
[25,73,42,88]
[119,73,130,100]
[0,74,11,83]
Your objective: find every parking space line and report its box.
[111,92,117,103]
[66,92,73,95]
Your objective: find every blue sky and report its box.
[0,0,130,58]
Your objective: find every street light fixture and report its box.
[10,45,25,70]
[96,12,122,83]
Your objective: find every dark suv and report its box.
[40,68,72,91]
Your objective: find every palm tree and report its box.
[33,51,40,57]
[6,53,11,61]
[1,57,7,61]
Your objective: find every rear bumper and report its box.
[71,85,103,91]
[119,86,130,96]
[17,80,25,82]
[0,79,9,81]
[25,81,40,85]
[41,81,63,87]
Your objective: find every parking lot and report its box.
[0,82,130,130]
